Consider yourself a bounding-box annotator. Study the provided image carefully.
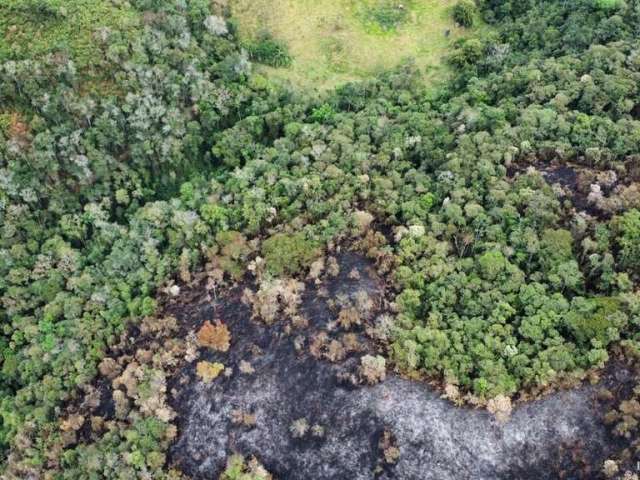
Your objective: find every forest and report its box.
[2,0,640,478]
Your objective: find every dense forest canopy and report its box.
[2,0,640,478]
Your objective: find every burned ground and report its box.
[165,252,631,480]
[508,155,640,222]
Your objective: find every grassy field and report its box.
[231,0,476,89]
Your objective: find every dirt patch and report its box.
[166,252,629,479]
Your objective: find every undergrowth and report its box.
[358,0,415,33]
[245,31,292,68]
[0,0,140,71]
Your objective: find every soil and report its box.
[166,253,630,480]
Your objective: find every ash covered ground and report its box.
[167,253,628,480]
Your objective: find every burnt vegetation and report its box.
[3,0,640,478]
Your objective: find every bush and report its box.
[245,31,292,67]
[453,0,476,28]
[614,209,640,274]
[10,0,61,19]
[220,454,272,480]
[448,38,483,67]
[310,103,336,123]
[364,0,411,32]
[261,233,321,277]
[593,0,621,10]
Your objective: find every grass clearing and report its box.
[231,0,478,89]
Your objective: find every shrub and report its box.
[220,454,272,480]
[310,103,336,123]
[364,0,411,32]
[245,31,292,67]
[449,38,483,67]
[453,0,476,28]
[593,0,621,10]
[614,209,640,274]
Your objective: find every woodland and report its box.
[2,0,640,478]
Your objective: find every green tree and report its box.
[453,0,476,28]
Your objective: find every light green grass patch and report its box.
[357,0,415,34]
[231,0,475,89]
[0,0,140,71]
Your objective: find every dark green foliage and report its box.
[453,0,476,28]
[9,0,60,19]
[245,31,292,67]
